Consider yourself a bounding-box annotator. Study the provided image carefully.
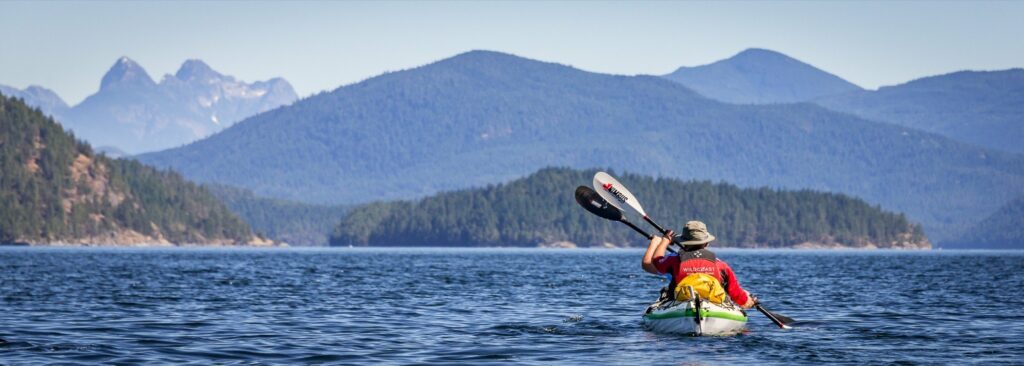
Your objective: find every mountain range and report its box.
[0,57,298,154]
[814,69,1024,154]
[138,50,1024,242]
[943,196,1024,249]
[659,49,1024,155]
[0,84,69,117]
[662,48,863,104]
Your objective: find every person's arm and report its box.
[642,230,674,274]
[720,261,755,308]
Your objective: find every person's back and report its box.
[642,221,755,308]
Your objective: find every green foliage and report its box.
[204,184,348,245]
[0,93,252,244]
[330,168,929,248]
[139,51,1024,242]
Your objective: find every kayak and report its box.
[642,296,748,336]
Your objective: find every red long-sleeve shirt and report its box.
[653,253,751,306]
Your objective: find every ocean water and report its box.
[1,247,1022,365]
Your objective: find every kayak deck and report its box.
[642,298,748,336]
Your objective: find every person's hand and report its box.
[742,293,759,309]
[663,230,675,240]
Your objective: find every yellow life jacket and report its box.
[673,273,728,304]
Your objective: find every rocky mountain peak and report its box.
[65,57,298,154]
[100,56,156,91]
[175,59,224,82]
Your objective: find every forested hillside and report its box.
[943,196,1024,249]
[139,50,1024,241]
[205,184,348,246]
[662,48,862,104]
[330,168,929,248]
[0,94,260,245]
[815,69,1024,154]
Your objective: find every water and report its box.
[1,248,1022,364]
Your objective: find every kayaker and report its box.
[641,220,756,308]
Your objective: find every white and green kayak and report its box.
[642,297,748,336]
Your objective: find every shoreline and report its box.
[1,243,945,250]
[3,244,1021,251]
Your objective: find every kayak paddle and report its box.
[593,172,670,235]
[755,302,795,329]
[575,186,655,240]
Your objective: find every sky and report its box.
[1,1,1022,105]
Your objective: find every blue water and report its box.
[1,248,1023,364]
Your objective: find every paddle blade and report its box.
[771,311,796,325]
[593,172,646,216]
[574,186,624,221]
[755,303,796,329]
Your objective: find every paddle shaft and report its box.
[642,215,668,235]
[618,218,675,252]
[621,219,653,240]
[755,303,792,329]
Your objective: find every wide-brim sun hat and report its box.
[678,220,715,246]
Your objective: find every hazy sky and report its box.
[1,1,1021,104]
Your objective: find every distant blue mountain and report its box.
[204,184,349,246]
[62,57,299,154]
[0,84,69,119]
[943,196,1024,249]
[1,57,299,154]
[138,50,1024,242]
[815,69,1024,154]
[662,48,862,104]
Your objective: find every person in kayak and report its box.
[641,220,756,308]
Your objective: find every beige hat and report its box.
[679,220,716,246]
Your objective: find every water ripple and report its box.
[1,248,1022,364]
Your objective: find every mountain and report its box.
[662,48,862,104]
[204,184,349,246]
[99,57,156,91]
[58,57,298,154]
[942,196,1024,249]
[0,84,69,119]
[330,168,929,248]
[138,50,1024,241]
[815,69,1024,154]
[0,93,267,246]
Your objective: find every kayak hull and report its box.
[642,299,748,336]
